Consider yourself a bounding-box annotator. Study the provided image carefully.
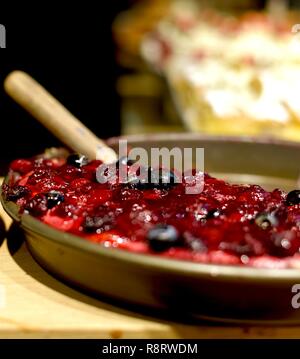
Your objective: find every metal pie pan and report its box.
[2,134,300,324]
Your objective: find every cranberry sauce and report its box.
[3,152,300,268]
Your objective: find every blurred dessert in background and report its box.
[114,0,300,141]
[113,0,173,69]
[140,1,300,140]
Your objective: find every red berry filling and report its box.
[3,152,300,269]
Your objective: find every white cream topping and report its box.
[142,1,300,124]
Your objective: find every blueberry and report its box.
[286,190,300,206]
[127,167,177,190]
[124,166,151,189]
[67,153,89,168]
[45,191,64,209]
[4,185,30,201]
[255,212,278,230]
[116,156,136,167]
[131,167,153,190]
[206,208,221,219]
[147,224,181,252]
[155,168,177,190]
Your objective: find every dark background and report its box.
[0,0,299,172]
[0,2,134,171]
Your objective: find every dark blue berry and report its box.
[206,208,221,219]
[124,166,150,189]
[116,156,136,167]
[4,185,30,201]
[127,167,177,190]
[286,190,300,206]
[155,168,177,190]
[147,224,180,252]
[132,167,153,190]
[67,153,89,168]
[45,191,64,209]
[255,212,278,230]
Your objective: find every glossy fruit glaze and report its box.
[3,151,300,269]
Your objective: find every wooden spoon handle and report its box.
[4,71,117,163]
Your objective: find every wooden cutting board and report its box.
[1,179,300,338]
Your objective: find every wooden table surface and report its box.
[1,181,300,339]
